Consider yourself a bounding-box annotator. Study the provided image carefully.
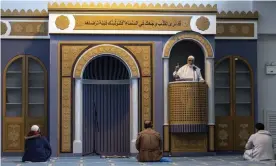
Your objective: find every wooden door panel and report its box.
[2,56,48,153]
[3,56,25,152]
[26,56,47,137]
[3,120,25,152]
[233,56,254,151]
[215,56,254,152]
[215,117,233,151]
[234,117,254,151]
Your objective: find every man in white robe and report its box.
[243,123,275,161]
[173,55,204,82]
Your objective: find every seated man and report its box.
[22,125,52,162]
[135,121,163,162]
[173,55,204,82]
[243,123,274,161]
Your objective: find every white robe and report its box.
[173,64,204,81]
[243,130,275,161]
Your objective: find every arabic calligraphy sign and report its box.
[73,15,192,31]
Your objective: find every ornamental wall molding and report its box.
[1,8,258,20]
[73,44,140,78]
[48,2,217,12]
[217,11,259,19]
[0,5,258,39]
[162,31,214,58]
[1,9,48,17]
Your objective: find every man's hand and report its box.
[174,75,180,80]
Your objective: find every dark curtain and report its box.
[83,55,129,80]
[82,55,130,155]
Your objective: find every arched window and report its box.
[3,55,47,152]
[215,56,254,151]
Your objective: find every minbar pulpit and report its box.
[168,81,208,152]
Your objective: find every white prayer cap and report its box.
[31,125,39,132]
[188,55,195,60]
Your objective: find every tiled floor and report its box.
[1,156,276,166]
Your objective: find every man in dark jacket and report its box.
[22,125,52,162]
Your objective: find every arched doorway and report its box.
[72,44,140,155]
[82,56,130,156]
[215,56,254,151]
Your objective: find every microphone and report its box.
[192,65,199,82]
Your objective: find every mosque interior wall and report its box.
[1,1,276,156]
[257,35,276,123]
[252,2,276,126]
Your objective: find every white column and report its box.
[73,78,83,154]
[206,58,215,125]
[163,58,169,125]
[130,78,139,153]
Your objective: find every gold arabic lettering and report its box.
[84,19,182,27]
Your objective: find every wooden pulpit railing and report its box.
[168,81,208,152]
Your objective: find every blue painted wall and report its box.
[215,40,258,122]
[49,34,215,156]
[1,40,49,72]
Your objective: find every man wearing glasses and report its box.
[173,55,204,82]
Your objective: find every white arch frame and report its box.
[162,33,215,127]
[73,44,140,154]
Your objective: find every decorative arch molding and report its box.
[72,44,141,154]
[162,31,214,58]
[161,31,215,152]
[73,44,140,78]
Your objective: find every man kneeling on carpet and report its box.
[243,123,275,161]
[22,125,52,162]
[136,120,171,162]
